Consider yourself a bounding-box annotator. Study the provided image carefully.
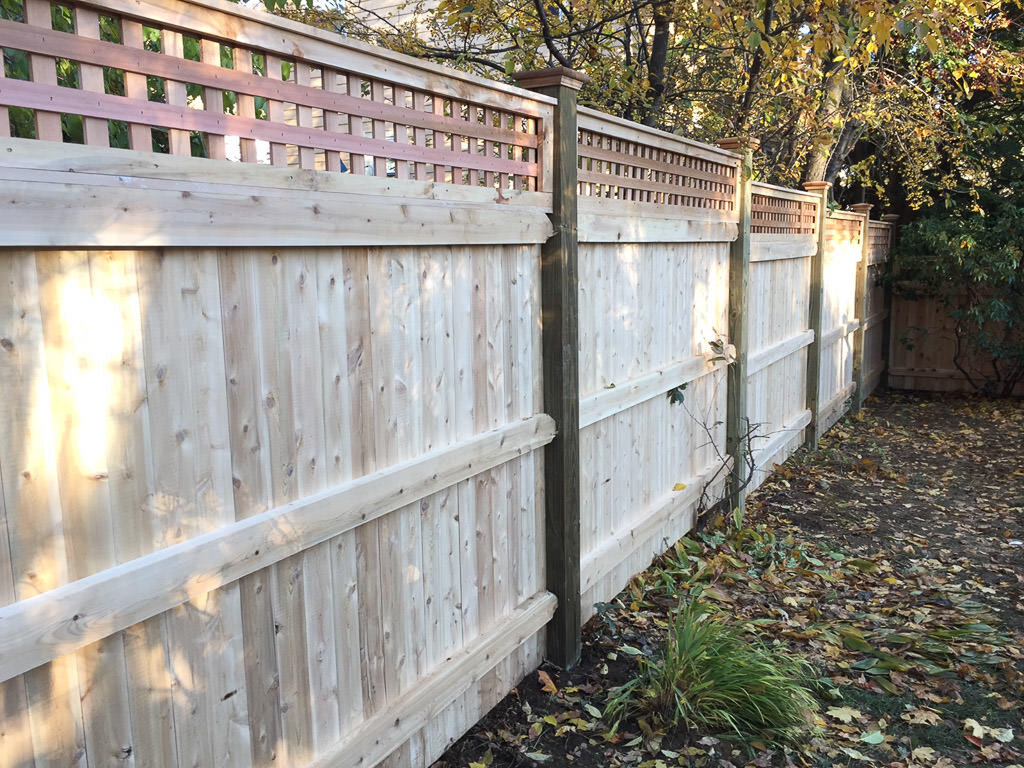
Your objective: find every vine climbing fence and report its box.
[0,1,894,767]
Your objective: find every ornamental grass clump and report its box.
[605,600,818,746]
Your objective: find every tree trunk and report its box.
[824,118,861,184]
[734,0,775,134]
[802,68,846,182]
[642,4,670,127]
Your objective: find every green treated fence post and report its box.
[717,136,758,515]
[517,67,588,669]
[803,181,831,449]
[850,202,873,412]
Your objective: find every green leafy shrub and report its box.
[605,600,818,745]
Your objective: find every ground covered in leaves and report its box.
[431,392,1024,768]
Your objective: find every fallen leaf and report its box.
[826,706,863,724]
[912,746,937,762]
[859,730,884,744]
[537,670,558,695]
[700,585,734,603]
[901,708,943,725]
[840,627,874,652]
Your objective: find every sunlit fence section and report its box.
[817,212,865,434]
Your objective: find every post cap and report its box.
[881,213,901,223]
[802,181,832,192]
[515,67,589,92]
[717,136,761,153]
[849,203,874,215]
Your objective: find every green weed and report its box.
[605,600,819,746]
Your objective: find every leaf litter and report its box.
[430,392,1024,768]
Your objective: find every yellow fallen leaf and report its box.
[826,705,863,724]
[673,482,687,491]
[537,669,558,695]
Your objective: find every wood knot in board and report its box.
[0,337,13,352]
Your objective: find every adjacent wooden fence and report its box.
[0,1,895,766]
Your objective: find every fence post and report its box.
[849,203,873,411]
[802,181,831,449]
[516,67,588,669]
[717,137,758,514]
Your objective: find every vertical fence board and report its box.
[24,0,63,142]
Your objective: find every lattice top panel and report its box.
[826,213,863,248]
[577,108,738,212]
[867,221,894,264]
[0,0,550,190]
[750,182,819,235]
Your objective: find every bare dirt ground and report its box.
[431,391,1024,768]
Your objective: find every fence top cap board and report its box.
[751,180,820,201]
[104,0,558,106]
[577,106,741,162]
[829,209,865,221]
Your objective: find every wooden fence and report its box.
[0,1,894,766]
[887,297,1024,396]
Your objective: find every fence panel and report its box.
[746,183,819,486]
[575,109,737,620]
[817,212,863,433]
[0,242,554,768]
